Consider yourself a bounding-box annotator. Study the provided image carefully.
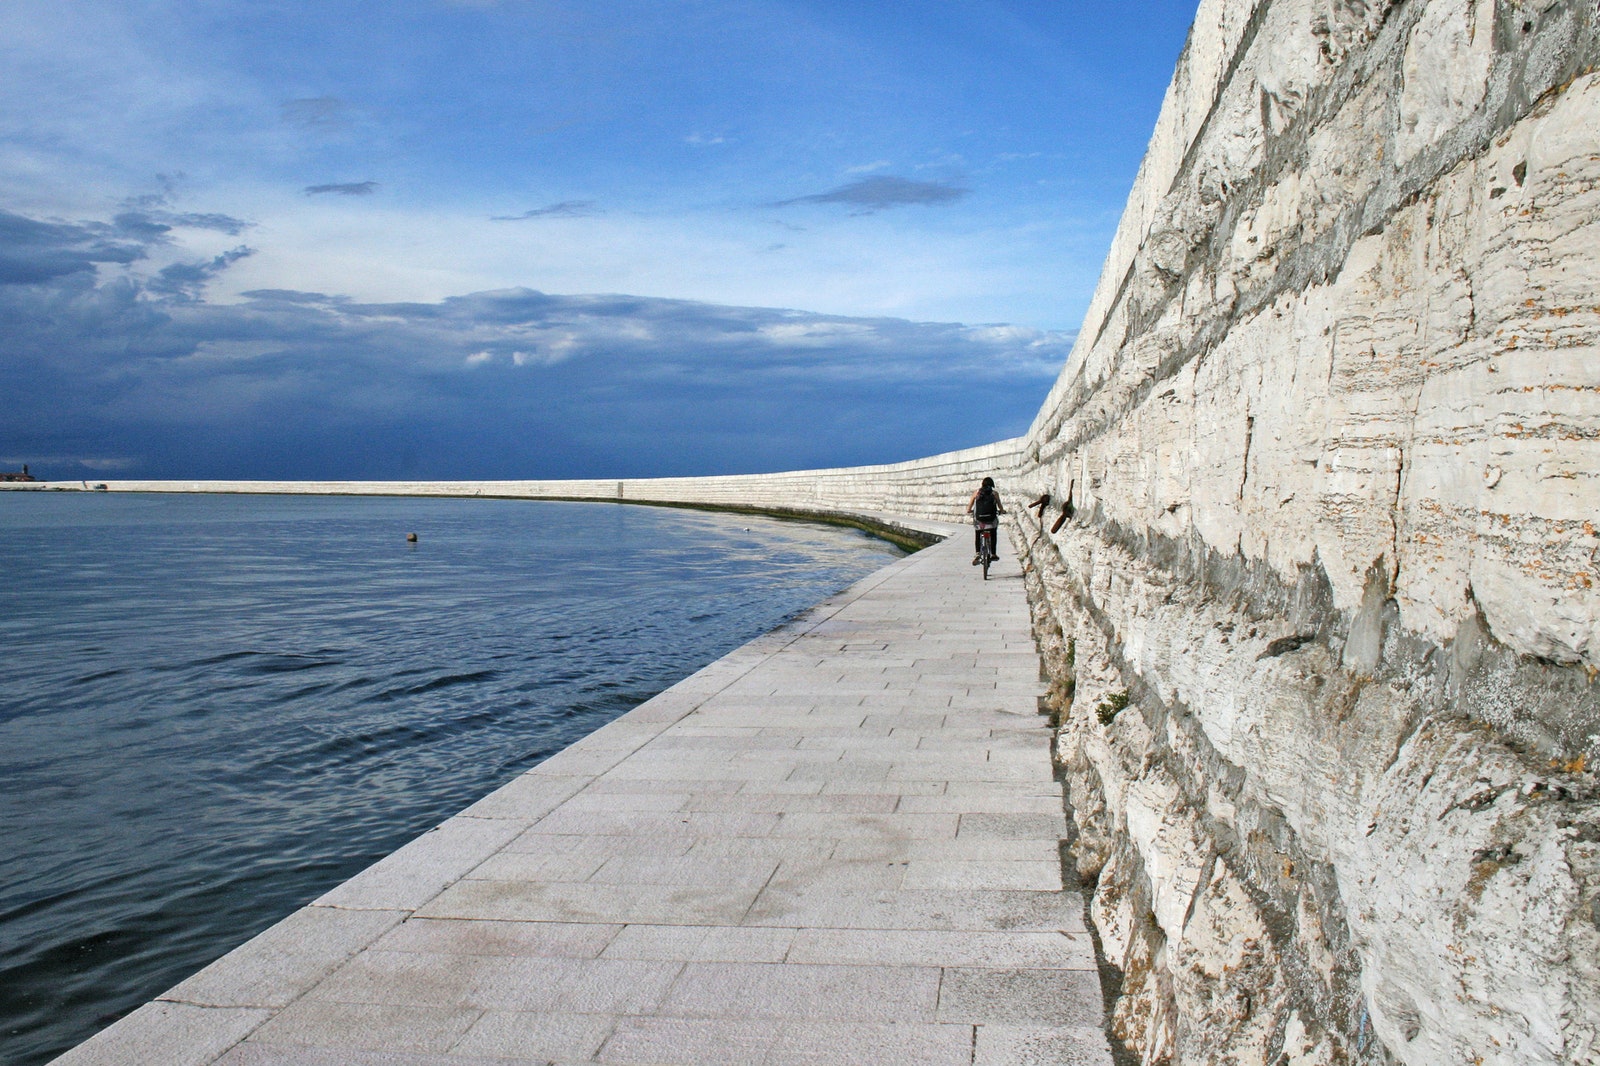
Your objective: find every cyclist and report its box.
[966,477,1005,565]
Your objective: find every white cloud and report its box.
[963,324,1039,344]
[200,188,1099,330]
[758,321,877,345]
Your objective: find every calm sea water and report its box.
[0,492,903,1065]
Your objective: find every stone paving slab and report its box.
[52,532,1111,1066]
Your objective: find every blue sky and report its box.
[1,0,1196,479]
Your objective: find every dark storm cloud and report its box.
[113,179,251,237]
[238,289,350,305]
[0,211,147,285]
[490,200,599,221]
[112,210,253,240]
[159,211,253,235]
[304,181,378,196]
[110,212,174,241]
[773,176,969,213]
[0,205,1069,481]
[147,246,255,301]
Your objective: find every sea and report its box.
[0,492,905,1065]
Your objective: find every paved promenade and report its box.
[57,531,1110,1066]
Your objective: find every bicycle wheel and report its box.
[981,531,992,580]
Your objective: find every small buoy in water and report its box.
[406,532,418,543]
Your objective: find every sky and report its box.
[1,0,1198,480]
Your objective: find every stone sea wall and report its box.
[50,438,1025,530]
[1004,1,1600,1063]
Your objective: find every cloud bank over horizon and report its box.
[0,204,1070,481]
[0,0,1196,481]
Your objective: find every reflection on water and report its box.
[0,493,902,1065]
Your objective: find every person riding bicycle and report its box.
[966,477,1005,565]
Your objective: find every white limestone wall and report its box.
[1008,2,1600,1064]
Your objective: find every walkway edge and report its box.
[53,530,1040,1066]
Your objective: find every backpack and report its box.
[974,487,999,521]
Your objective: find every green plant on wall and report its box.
[1062,638,1076,705]
[1096,690,1129,726]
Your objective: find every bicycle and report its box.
[975,520,998,580]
